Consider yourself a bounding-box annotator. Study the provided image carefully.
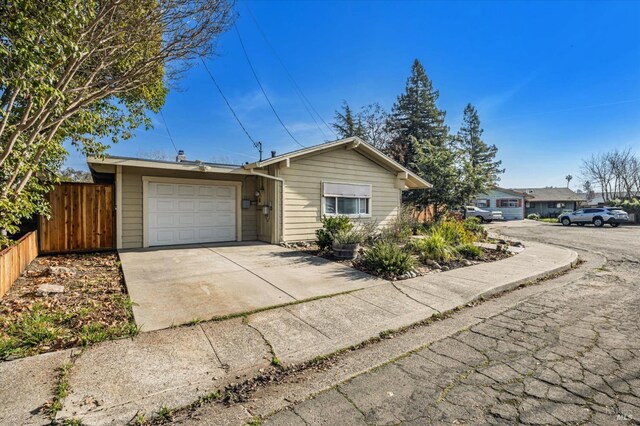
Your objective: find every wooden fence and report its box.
[38,183,115,254]
[0,231,38,298]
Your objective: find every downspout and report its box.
[246,169,285,244]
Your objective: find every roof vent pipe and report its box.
[176,150,186,162]
[271,150,277,158]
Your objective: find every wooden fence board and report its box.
[39,183,115,254]
[0,231,38,298]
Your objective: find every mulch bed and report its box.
[294,242,515,281]
[0,252,135,360]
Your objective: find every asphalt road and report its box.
[262,221,640,425]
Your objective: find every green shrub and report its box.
[463,217,487,239]
[315,215,353,250]
[411,233,457,264]
[456,243,484,259]
[332,229,364,245]
[527,213,540,220]
[363,241,414,277]
[379,205,418,244]
[430,219,474,245]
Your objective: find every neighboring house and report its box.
[472,187,528,220]
[88,137,430,249]
[512,187,583,218]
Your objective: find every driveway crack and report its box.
[390,281,442,314]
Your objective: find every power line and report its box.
[243,3,336,139]
[159,110,179,154]
[234,24,305,148]
[200,57,260,151]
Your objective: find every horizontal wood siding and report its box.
[39,183,114,253]
[280,147,401,241]
[120,167,258,248]
[0,232,38,298]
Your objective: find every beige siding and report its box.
[120,166,257,248]
[279,147,401,241]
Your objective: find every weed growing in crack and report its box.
[156,405,171,421]
[271,356,282,367]
[50,362,72,417]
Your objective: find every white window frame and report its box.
[321,181,372,219]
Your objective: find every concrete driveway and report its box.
[119,242,384,331]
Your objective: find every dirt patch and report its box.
[0,252,136,360]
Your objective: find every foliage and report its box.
[527,213,540,220]
[456,243,484,259]
[387,59,450,168]
[332,102,392,151]
[410,233,457,264]
[363,241,415,277]
[332,101,365,140]
[453,103,504,201]
[379,206,417,244]
[59,167,92,183]
[0,0,234,247]
[463,217,487,239]
[538,218,558,223]
[610,198,640,216]
[315,215,353,250]
[332,228,364,245]
[432,219,475,245]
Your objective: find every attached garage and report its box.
[144,178,241,247]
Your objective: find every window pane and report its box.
[325,197,336,214]
[338,197,357,214]
[358,198,368,214]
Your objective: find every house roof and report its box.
[492,186,532,198]
[87,155,251,175]
[243,137,432,189]
[510,187,583,202]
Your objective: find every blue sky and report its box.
[65,0,640,189]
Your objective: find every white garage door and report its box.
[147,181,236,246]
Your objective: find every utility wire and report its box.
[159,110,179,154]
[200,57,260,150]
[234,24,305,148]
[244,3,336,139]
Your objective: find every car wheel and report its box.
[478,216,485,223]
[593,217,604,227]
[561,217,571,226]
[611,222,620,228]
[577,222,585,226]
[486,219,493,223]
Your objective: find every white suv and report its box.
[558,207,629,228]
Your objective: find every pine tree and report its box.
[387,59,449,167]
[332,101,365,139]
[455,104,504,200]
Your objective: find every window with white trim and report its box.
[323,182,372,217]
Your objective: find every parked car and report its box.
[461,206,504,223]
[558,207,629,227]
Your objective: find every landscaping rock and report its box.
[425,260,441,270]
[462,259,473,267]
[44,266,75,276]
[36,284,65,295]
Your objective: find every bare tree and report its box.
[582,149,640,201]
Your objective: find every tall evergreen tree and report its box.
[332,101,365,139]
[455,104,504,200]
[387,59,449,167]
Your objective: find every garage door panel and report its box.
[153,183,175,196]
[147,181,237,247]
[216,200,233,212]
[216,187,233,197]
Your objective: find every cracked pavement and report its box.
[264,223,640,425]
